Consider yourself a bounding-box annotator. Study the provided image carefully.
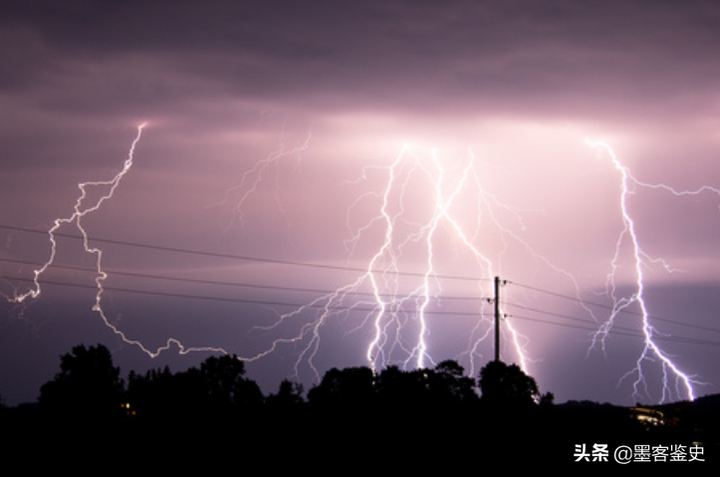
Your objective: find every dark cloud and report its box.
[2,0,719,121]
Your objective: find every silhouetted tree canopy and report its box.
[127,354,263,423]
[479,360,539,407]
[16,342,719,467]
[266,379,304,409]
[200,354,263,408]
[429,359,479,406]
[306,360,480,418]
[373,365,426,408]
[38,343,123,420]
[32,342,563,436]
[307,366,375,409]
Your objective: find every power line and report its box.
[1,275,493,319]
[508,312,720,349]
[504,299,720,347]
[0,257,490,302]
[6,250,709,334]
[504,302,598,327]
[0,223,491,282]
[2,223,717,348]
[510,280,624,311]
[507,280,720,335]
[4,270,718,350]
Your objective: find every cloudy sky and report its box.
[1,0,719,406]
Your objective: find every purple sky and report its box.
[1,0,720,406]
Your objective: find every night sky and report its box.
[1,0,720,407]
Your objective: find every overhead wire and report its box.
[1,274,494,319]
[501,292,720,348]
[507,312,720,348]
[507,279,720,334]
[2,222,718,348]
[0,257,490,302]
[0,223,492,282]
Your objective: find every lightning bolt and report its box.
[242,143,533,381]
[6,123,227,359]
[9,124,147,305]
[585,139,719,403]
[8,123,715,404]
[215,126,312,232]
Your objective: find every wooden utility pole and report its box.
[494,276,501,362]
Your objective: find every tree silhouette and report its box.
[38,344,124,421]
[127,366,176,420]
[127,365,210,422]
[307,366,375,410]
[265,379,306,431]
[20,341,720,467]
[428,359,479,407]
[266,379,304,409]
[29,341,567,450]
[199,354,263,409]
[374,365,427,409]
[127,354,263,424]
[478,360,539,407]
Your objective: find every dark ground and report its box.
[2,394,718,470]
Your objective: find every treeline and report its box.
[0,344,556,466]
[5,343,715,466]
[4,343,550,427]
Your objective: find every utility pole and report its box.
[494,276,501,362]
